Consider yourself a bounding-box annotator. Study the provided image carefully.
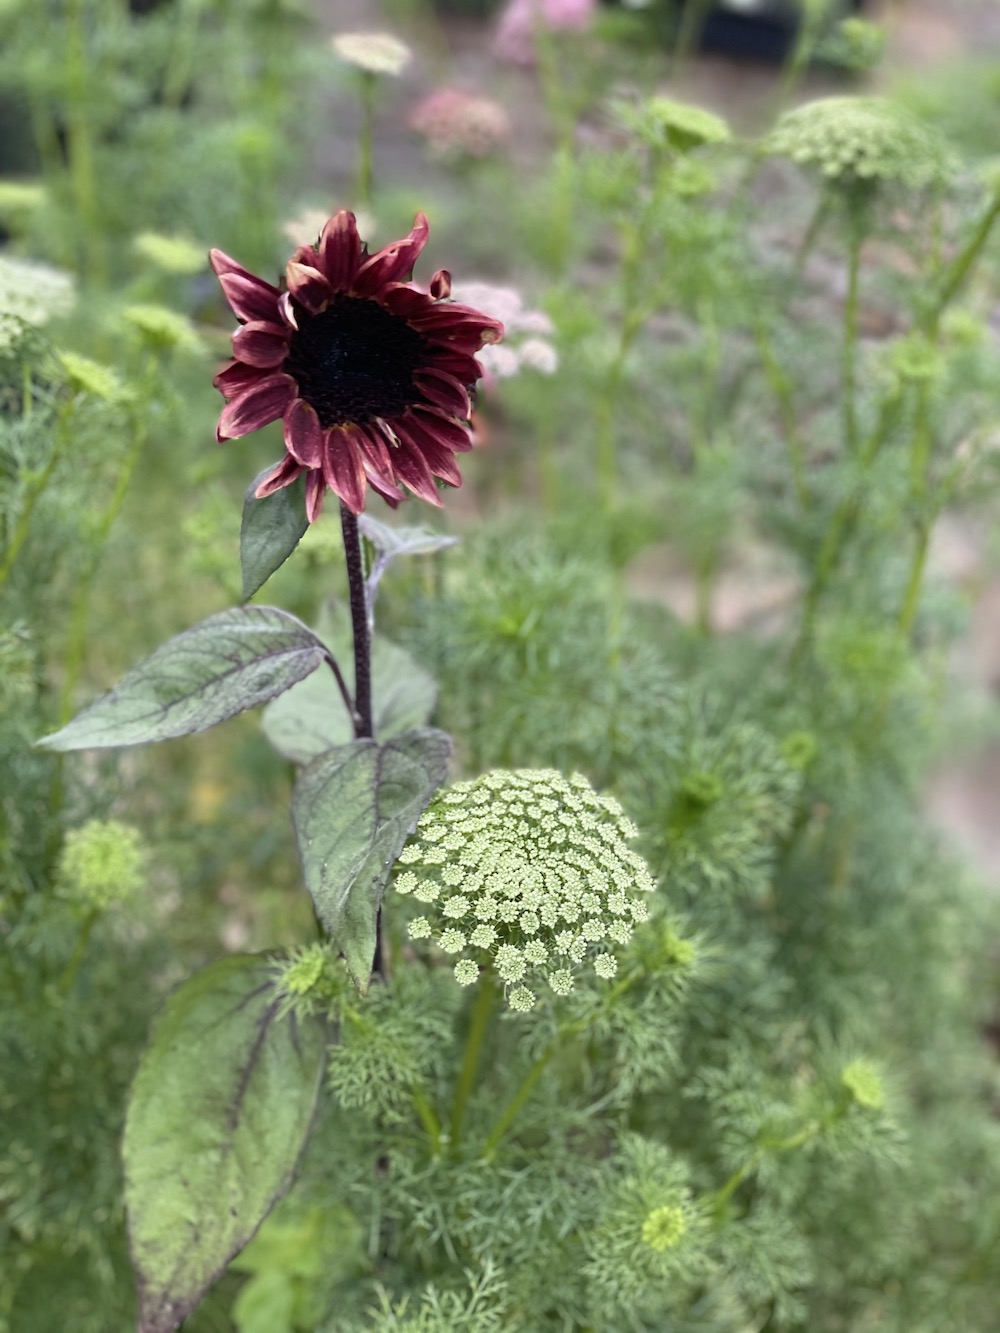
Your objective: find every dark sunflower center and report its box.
[283,295,424,429]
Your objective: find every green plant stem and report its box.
[842,219,863,455]
[926,187,1000,330]
[412,1083,442,1154]
[357,71,376,207]
[483,969,642,1158]
[58,421,146,725]
[450,969,497,1154]
[754,320,809,508]
[672,0,712,74]
[60,908,99,995]
[0,410,71,591]
[711,1115,833,1219]
[65,0,104,284]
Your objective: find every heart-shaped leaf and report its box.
[123,954,327,1333]
[38,606,327,750]
[292,728,450,991]
[241,469,309,601]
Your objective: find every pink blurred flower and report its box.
[495,0,596,66]
[409,87,512,162]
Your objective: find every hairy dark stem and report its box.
[340,503,382,975]
[340,504,373,741]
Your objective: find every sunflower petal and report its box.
[254,454,304,499]
[304,470,326,523]
[232,319,290,369]
[286,260,332,314]
[322,427,367,514]
[396,413,464,484]
[318,210,362,292]
[213,358,262,400]
[352,212,430,297]
[217,373,296,441]
[412,406,476,452]
[284,398,325,467]
[430,268,452,300]
[392,437,443,505]
[210,249,282,323]
[413,368,471,418]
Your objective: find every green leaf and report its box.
[357,513,458,561]
[241,469,309,601]
[292,728,450,991]
[262,625,437,763]
[123,955,327,1333]
[38,606,327,750]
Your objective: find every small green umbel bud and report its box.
[841,1058,885,1111]
[272,942,347,1018]
[394,769,659,1010]
[58,820,145,912]
[641,1204,688,1252]
[765,96,948,193]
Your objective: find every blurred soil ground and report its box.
[318,0,1000,886]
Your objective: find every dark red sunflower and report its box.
[210,211,504,520]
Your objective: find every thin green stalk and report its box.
[754,320,808,508]
[483,1041,555,1160]
[357,71,376,207]
[926,188,1000,330]
[58,423,146,725]
[450,969,497,1153]
[0,412,71,591]
[793,193,830,278]
[671,0,712,75]
[65,0,105,284]
[412,1083,442,1154]
[842,219,862,455]
[60,908,99,995]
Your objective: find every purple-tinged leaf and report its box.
[241,468,309,600]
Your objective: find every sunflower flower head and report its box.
[764,96,948,192]
[393,769,656,1010]
[210,210,504,521]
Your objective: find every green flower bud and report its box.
[641,1203,688,1252]
[841,1058,885,1111]
[58,820,144,912]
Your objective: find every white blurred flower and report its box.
[332,31,412,77]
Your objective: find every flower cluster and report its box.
[57,819,145,913]
[409,88,511,163]
[210,210,504,520]
[450,281,558,381]
[765,96,948,191]
[495,0,595,66]
[393,769,655,1010]
[0,255,74,350]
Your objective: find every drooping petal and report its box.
[412,405,476,452]
[430,268,452,300]
[322,426,368,514]
[318,210,362,292]
[231,319,291,369]
[278,291,298,329]
[423,346,488,385]
[409,302,505,343]
[213,358,263,400]
[395,415,463,486]
[413,367,471,419]
[210,249,282,323]
[356,424,404,506]
[217,373,296,441]
[379,283,438,321]
[305,469,326,523]
[283,398,325,468]
[285,259,332,315]
[391,436,443,505]
[352,213,430,297]
[254,454,304,499]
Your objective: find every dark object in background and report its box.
[682,0,866,62]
